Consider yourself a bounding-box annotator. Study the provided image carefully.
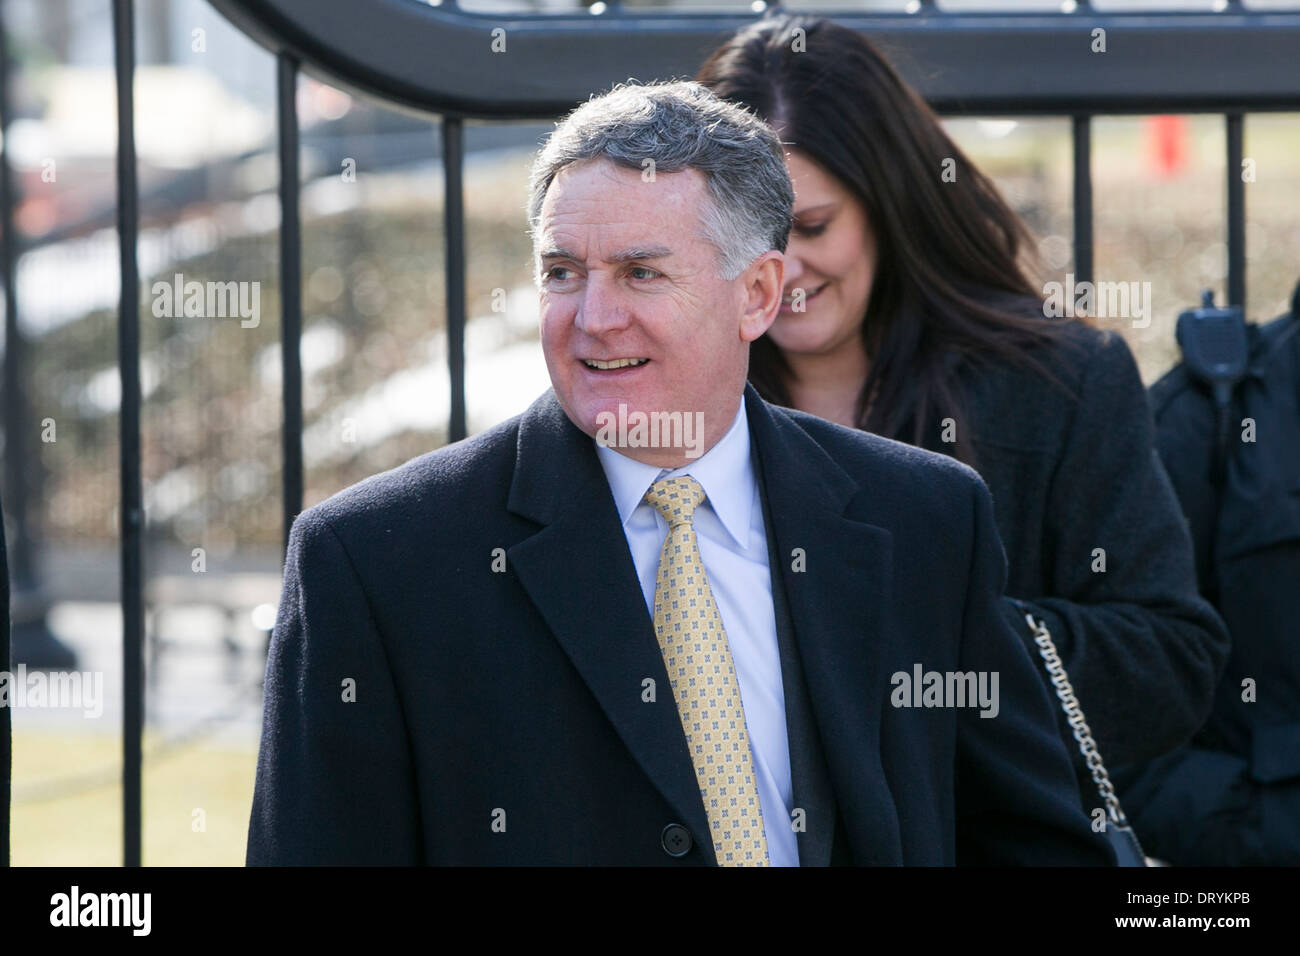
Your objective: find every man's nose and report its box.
[574,274,632,336]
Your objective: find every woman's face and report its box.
[771,149,878,358]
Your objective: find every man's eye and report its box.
[545,266,573,281]
[629,267,659,280]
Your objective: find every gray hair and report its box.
[526,79,793,282]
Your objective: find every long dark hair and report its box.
[696,14,1081,464]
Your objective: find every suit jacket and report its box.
[246,383,1114,865]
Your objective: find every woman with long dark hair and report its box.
[696,15,1228,798]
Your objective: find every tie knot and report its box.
[643,475,706,528]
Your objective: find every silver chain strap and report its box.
[1021,611,1129,827]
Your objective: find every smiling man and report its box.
[535,156,772,471]
[246,80,1114,866]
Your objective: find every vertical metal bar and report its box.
[1072,114,1093,288]
[1,3,17,865]
[0,5,30,593]
[442,117,467,443]
[112,0,143,868]
[1226,112,1246,310]
[278,54,303,551]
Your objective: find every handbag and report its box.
[1014,604,1152,867]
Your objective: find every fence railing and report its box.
[2,0,1298,865]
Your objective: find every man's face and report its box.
[535,157,782,466]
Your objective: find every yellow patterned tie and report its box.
[643,475,770,867]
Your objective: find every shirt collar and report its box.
[593,399,754,550]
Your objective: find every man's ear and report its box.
[739,250,785,343]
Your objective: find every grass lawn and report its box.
[11,729,259,866]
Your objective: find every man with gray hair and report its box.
[247,80,1113,866]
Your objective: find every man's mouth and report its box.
[582,357,650,370]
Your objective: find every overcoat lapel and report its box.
[505,390,716,862]
[743,385,904,864]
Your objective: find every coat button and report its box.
[661,823,693,857]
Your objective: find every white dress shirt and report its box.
[593,399,798,866]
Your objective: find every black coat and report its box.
[917,321,1231,783]
[247,383,1113,865]
[1,486,8,864]
[1117,306,1300,865]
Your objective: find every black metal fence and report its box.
[2,0,1299,865]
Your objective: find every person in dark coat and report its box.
[1,485,9,864]
[247,80,1113,866]
[695,15,1230,802]
[1115,285,1300,865]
